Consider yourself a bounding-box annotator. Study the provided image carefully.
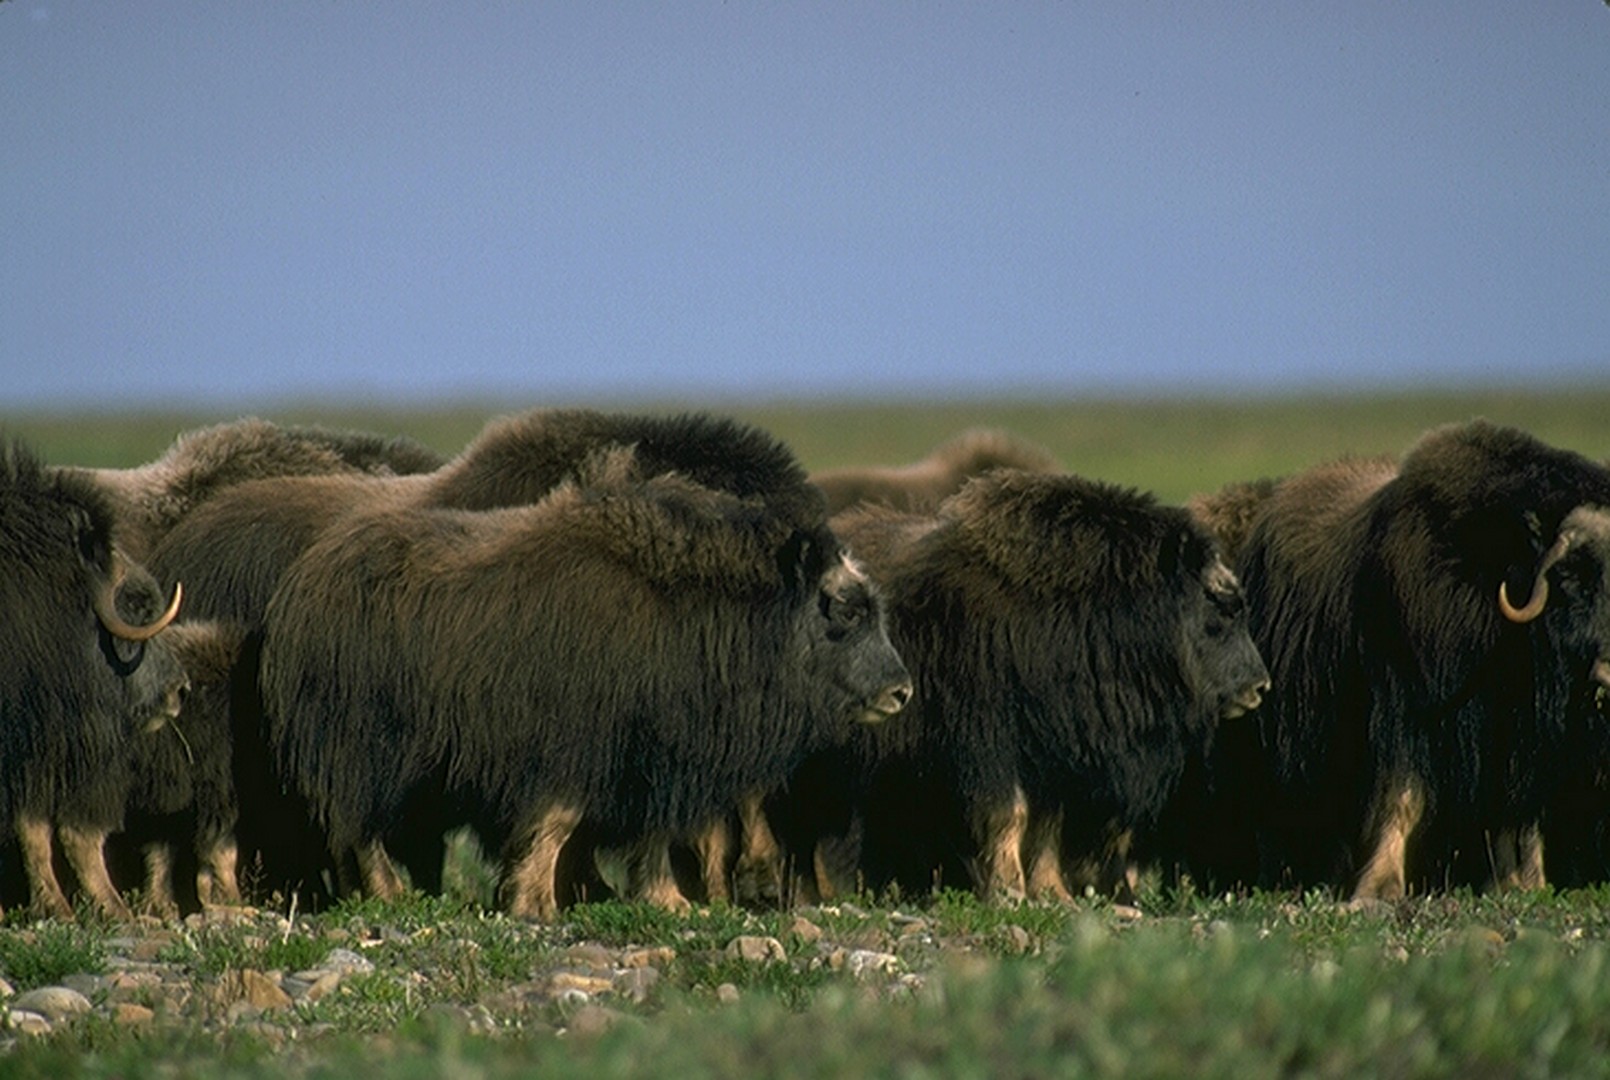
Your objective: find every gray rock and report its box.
[845,950,901,979]
[11,986,92,1023]
[725,935,787,964]
[5,1009,50,1037]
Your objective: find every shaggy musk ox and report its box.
[68,417,445,561]
[0,439,186,918]
[258,447,911,920]
[772,469,1268,904]
[811,429,1060,515]
[107,619,251,917]
[146,409,841,905]
[1198,421,1610,900]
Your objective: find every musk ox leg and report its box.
[17,814,74,920]
[733,793,785,907]
[810,812,866,904]
[140,843,181,920]
[500,804,583,921]
[1023,809,1074,903]
[1352,781,1426,902]
[691,817,733,905]
[969,787,1030,902]
[58,823,133,921]
[196,838,243,907]
[356,839,409,900]
[621,834,693,914]
[1489,824,1546,892]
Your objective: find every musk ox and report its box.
[1198,421,1610,900]
[0,439,186,918]
[107,619,251,916]
[257,446,911,919]
[770,469,1269,905]
[147,409,881,906]
[811,429,1060,515]
[68,417,446,561]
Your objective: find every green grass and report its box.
[0,922,106,991]
[11,889,1610,1076]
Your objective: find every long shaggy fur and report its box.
[0,439,188,913]
[258,446,907,914]
[1200,420,1610,895]
[74,417,446,560]
[145,410,852,905]
[775,469,1267,901]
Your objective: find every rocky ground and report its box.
[0,899,1058,1051]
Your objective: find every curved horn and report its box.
[1498,528,1574,625]
[93,576,184,642]
[1498,577,1548,624]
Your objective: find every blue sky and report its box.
[4,3,1608,408]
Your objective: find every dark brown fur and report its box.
[1195,421,1610,898]
[259,446,910,919]
[771,469,1268,905]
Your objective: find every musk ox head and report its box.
[781,533,913,729]
[1181,556,1270,720]
[1500,505,1610,713]
[2,440,188,741]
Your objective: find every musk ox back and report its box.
[1208,420,1610,899]
[259,447,910,919]
[73,417,446,561]
[811,429,1060,515]
[0,439,186,917]
[780,469,1268,904]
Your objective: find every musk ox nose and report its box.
[164,676,192,719]
[862,679,914,724]
[1222,676,1271,720]
[1594,658,1610,690]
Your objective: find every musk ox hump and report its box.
[1252,455,1395,578]
[435,408,819,524]
[812,428,1059,515]
[489,457,806,593]
[938,469,1190,595]
[1187,476,1282,566]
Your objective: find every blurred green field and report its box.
[7,387,1609,504]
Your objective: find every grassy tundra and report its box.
[4,389,1610,1076]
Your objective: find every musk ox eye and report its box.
[99,630,146,677]
[820,592,866,630]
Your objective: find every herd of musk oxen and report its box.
[3,408,1610,922]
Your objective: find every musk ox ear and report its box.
[775,528,833,591]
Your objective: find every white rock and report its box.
[11,986,92,1023]
[845,950,900,979]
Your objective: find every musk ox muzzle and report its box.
[860,676,914,725]
[1222,674,1272,720]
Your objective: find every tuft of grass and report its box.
[0,921,106,990]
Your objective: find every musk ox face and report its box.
[796,553,913,727]
[1518,506,1610,713]
[106,560,191,732]
[2,442,186,738]
[1180,557,1270,721]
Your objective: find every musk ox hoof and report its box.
[1341,896,1395,916]
[732,856,784,908]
